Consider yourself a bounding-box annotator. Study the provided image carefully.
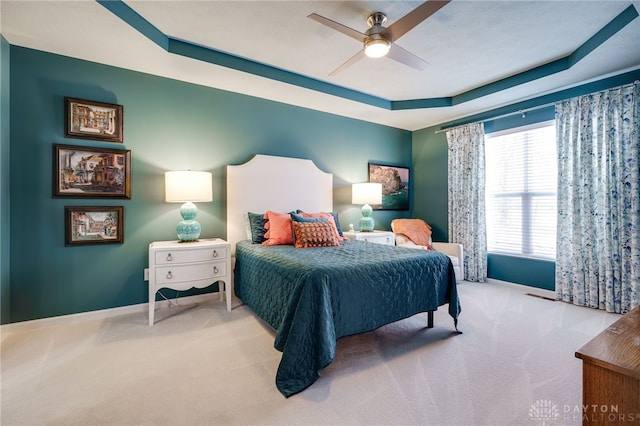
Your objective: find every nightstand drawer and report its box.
[359,234,394,245]
[155,246,228,265]
[155,260,227,285]
[343,230,395,246]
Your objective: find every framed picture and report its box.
[368,163,410,210]
[65,97,123,143]
[53,144,132,198]
[65,206,124,246]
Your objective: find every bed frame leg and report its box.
[427,311,434,328]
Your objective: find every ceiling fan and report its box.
[308,1,451,76]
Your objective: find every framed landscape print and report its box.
[53,144,132,198]
[368,163,410,210]
[65,206,124,246]
[65,97,123,143]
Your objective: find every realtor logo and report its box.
[529,399,560,425]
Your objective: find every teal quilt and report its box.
[234,239,461,397]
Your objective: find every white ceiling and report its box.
[2,0,640,131]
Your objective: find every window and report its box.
[485,121,557,259]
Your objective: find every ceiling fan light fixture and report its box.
[364,36,391,58]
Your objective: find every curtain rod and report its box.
[434,102,556,134]
[435,79,639,134]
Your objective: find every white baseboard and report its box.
[2,281,555,335]
[0,292,222,336]
[485,278,556,300]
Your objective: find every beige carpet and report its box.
[1,281,620,426]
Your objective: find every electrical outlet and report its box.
[144,268,149,281]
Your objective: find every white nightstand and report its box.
[148,238,232,325]
[343,230,395,246]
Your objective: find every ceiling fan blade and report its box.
[329,50,366,76]
[385,0,451,41]
[387,44,428,71]
[308,13,367,43]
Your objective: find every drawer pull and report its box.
[213,266,219,274]
[166,253,173,262]
[212,250,218,258]
[166,271,173,280]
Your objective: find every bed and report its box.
[227,155,461,397]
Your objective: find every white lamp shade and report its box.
[352,182,382,205]
[165,171,213,203]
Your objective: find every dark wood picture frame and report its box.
[368,163,410,210]
[53,144,132,198]
[65,206,124,246]
[65,97,123,143]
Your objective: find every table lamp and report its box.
[352,182,382,232]
[165,170,213,241]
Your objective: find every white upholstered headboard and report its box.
[226,154,333,254]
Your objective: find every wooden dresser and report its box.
[575,306,640,425]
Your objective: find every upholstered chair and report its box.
[391,219,464,282]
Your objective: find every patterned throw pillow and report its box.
[290,213,328,245]
[293,221,341,248]
[296,210,344,236]
[295,211,343,241]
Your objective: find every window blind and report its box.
[485,121,557,259]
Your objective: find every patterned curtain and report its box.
[555,82,640,314]
[446,123,487,282]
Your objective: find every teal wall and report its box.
[6,46,411,324]
[6,43,639,322]
[412,69,640,291]
[411,126,449,242]
[1,36,10,323]
[487,255,555,291]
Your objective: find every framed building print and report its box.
[65,206,124,246]
[368,163,410,210]
[65,97,123,143]
[53,144,132,198]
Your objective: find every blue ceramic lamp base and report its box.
[176,201,201,241]
[359,203,375,232]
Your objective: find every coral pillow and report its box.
[290,213,328,245]
[293,221,341,248]
[296,210,344,237]
[296,211,344,241]
[262,211,294,246]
